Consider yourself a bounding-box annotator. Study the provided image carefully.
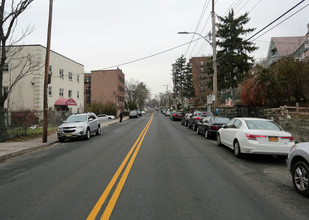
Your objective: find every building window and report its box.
[77,91,80,99]
[68,72,73,81]
[68,90,72,98]
[271,49,276,56]
[59,88,64,97]
[49,65,52,74]
[86,96,91,104]
[48,87,52,96]
[77,75,80,83]
[86,86,91,94]
[59,69,64,79]
[2,86,8,96]
[3,63,9,72]
[86,76,91,82]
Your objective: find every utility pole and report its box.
[212,0,218,115]
[42,0,53,143]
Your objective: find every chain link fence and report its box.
[0,110,71,141]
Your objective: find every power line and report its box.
[184,0,210,57]
[247,0,305,41]
[98,1,306,71]
[100,38,202,70]
[252,4,309,41]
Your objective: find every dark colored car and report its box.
[196,116,230,139]
[181,113,192,126]
[129,110,139,118]
[170,111,184,121]
[188,111,214,131]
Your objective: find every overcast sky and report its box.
[17,0,308,98]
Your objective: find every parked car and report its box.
[97,114,115,120]
[129,110,139,118]
[181,113,192,126]
[170,110,184,121]
[165,110,171,116]
[197,116,230,139]
[57,112,101,142]
[287,142,309,197]
[216,117,295,158]
[188,111,214,131]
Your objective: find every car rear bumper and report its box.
[240,141,294,155]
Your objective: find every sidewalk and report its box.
[0,118,125,162]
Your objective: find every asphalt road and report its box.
[0,111,309,220]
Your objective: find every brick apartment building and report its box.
[189,57,212,106]
[84,68,125,111]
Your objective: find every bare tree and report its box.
[0,0,39,141]
[125,79,149,110]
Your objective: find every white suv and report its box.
[57,112,101,142]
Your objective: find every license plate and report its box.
[269,137,278,142]
[66,133,72,137]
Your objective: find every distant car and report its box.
[97,114,115,120]
[57,112,101,142]
[129,110,139,118]
[287,142,309,197]
[181,113,192,126]
[188,111,214,131]
[170,111,184,121]
[165,110,171,116]
[197,116,230,139]
[217,118,295,158]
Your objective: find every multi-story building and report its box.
[189,56,212,107]
[3,45,84,115]
[84,68,125,111]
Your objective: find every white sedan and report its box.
[97,114,115,120]
[216,117,295,158]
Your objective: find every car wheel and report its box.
[217,133,222,146]
[85,128,91,140]
[205,130,209,139]
[196,127,200,134]
[233,140,242,158]
[96,126,101,135]
[292,161,309,197]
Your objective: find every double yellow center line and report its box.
[87,113,154,220]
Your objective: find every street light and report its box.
[178,31,218,115]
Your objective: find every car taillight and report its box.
[210,125,219,130]
[195,117,201,120]
[245,134,267,140]
[281,136,294,141]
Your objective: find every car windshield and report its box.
[66,115,87,123]
[198,113,207,117]
[214,118,230,123]
[245,120,282,131]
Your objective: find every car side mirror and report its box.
[222,124,227,128]
[89,118,94,122]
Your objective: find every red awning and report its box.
[54,98,77,106]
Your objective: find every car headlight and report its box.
[77,124,85,129]
[58,127,63,132]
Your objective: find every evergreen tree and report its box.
[172,55,195,108]
[216,9,257,90]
